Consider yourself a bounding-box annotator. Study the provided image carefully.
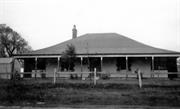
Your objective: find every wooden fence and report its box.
[0,71,180,79]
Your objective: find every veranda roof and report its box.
[17,33,180,56]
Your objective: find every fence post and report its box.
[53,68,57,84]
[94,68,97,85]
[138,69,142,88]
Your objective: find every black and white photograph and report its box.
[0,0,180,109]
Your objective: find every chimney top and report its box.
[72,25,77,39]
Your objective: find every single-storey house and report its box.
[14,26,180,78]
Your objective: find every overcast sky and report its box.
[0,0,180,52]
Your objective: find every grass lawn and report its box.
[0,78,180,107]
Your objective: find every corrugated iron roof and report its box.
[19,33,180,56]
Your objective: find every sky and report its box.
[0,0,180,52]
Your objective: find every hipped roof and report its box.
[19,33,180,56]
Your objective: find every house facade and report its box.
[14,27,180,78]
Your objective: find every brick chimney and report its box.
[72,25,77,39]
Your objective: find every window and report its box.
[116,57,126,71]
[37,59,46,70]
[154,57,167,70]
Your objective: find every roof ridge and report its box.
[85,32,117,35]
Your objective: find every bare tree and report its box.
[0,24,32,57]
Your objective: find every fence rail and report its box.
[0,71,180,79]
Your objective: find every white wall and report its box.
[103,57,116,73]
[74,58,81,72]
[129,57,151,74]
[45,59,58,77]
[0,64,12,73]
[0,64,11,79]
